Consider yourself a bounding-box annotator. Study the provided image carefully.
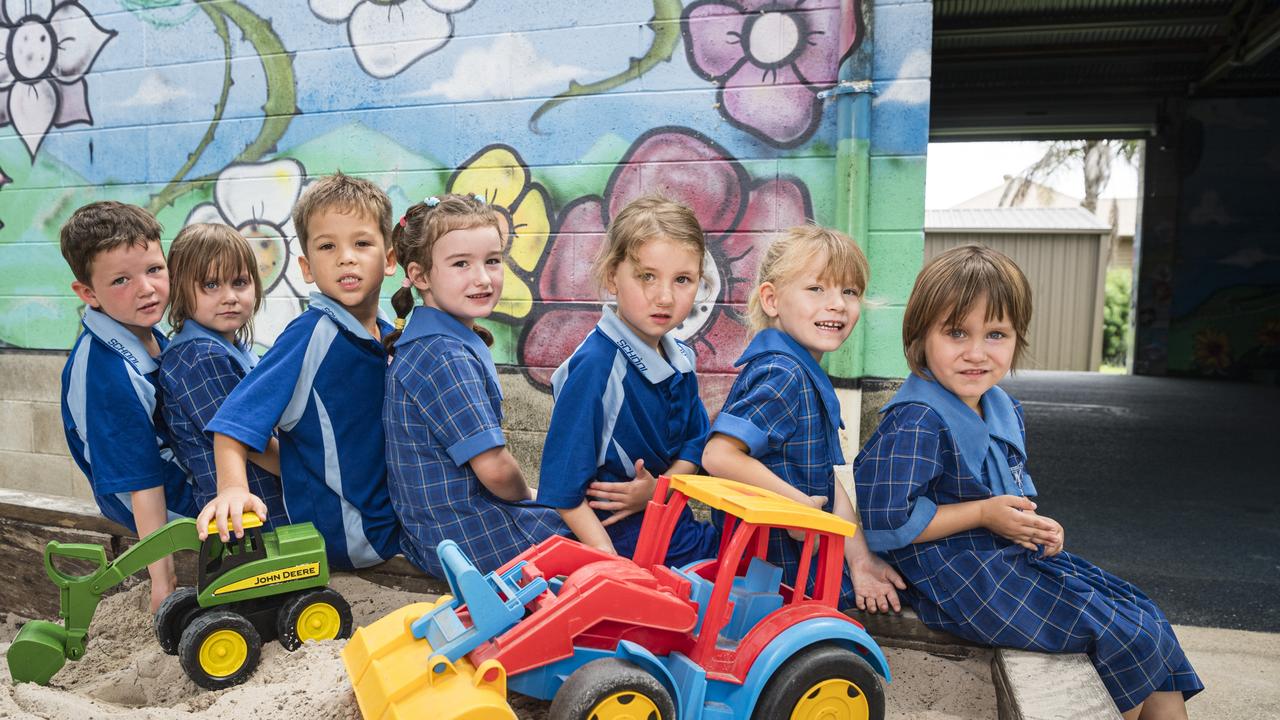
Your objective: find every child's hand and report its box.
[1033,514,1065,557]
[787,495,829,542]
[196,487,267,542]
[587,459,657,528]
[849,553,906,614]
[979,495,1055,552]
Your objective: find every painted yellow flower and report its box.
[446,145,551,319]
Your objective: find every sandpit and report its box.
[1,577,994,719]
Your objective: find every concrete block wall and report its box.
[0,1,932,499]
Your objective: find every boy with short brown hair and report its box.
[59,201,197,612]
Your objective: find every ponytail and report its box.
[383,282,417,356]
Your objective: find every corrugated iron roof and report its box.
[931,0,1279,136]
[926,207,1114,233]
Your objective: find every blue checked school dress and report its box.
[711,329,859,608]
[385,306,567,578]
[159,321,287,528]
[854,373,1202,712]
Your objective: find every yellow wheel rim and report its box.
[295,601,342,642]
[789,678,869,720]
[198,629,248,678]
[587,690,662,720]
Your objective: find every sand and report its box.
[1,576,994,719]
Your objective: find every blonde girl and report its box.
[539,195,720,564]
[702,224,906,614]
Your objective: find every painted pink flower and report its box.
[681,0,860,148]
[523,127,812,409]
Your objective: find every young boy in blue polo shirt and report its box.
[59,201,198,612]
[198,173,402,570]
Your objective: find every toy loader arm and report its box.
[82,517,203,594]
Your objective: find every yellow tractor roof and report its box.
[667,474,857,537]
[205,511,263,535]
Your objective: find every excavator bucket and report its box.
[342,600,516,720]
[7,620,69,684]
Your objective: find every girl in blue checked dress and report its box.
[383,194,565,577]
[159,224,286,528]
[854,245,1201,718]
[540,195,720,565]
[702,224,906,613]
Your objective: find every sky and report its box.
[925,141,1142,209]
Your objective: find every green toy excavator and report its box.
[6,512,352,690]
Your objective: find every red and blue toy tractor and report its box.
[343,474,890,719]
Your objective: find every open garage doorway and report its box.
[925,140,1143,372]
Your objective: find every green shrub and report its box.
[1103,267,1132,365]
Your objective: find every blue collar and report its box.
[595,305,694,384]
[307,292,392,342]
[397,305,501,397]
[735,328,845,437]
[885,373,1030,496]
[167,321,258,375]
[81,308,164,374]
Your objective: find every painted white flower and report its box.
[0,0,115,157]
[185,159,312,346]
[310,0,476,79]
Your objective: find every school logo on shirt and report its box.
[108,338,141,369]
[614,338,647,372]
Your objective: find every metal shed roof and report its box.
[931,0,1280,138]
[925,207,1114,233]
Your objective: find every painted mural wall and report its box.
[0,0,930,405]
[1134,97,1280,384]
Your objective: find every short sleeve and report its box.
[675,371,710,467]
[538,353,611,509]
[207,318,311,451]
[711,360,802,457]
[84,361,171,494]
[413,344,505,466]
[853,406,943,552]
[166,342,245,432]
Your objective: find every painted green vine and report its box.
[147,0,297,214]
[529,0,683,132]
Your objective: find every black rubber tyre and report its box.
[751,643,885,720]
[178,610,262,690]
[276,587,354,651]
[548,658,675,720]
[154,587,199,655]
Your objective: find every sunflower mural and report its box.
[445,146,553,322]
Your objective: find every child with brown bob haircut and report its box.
[159,224,287,530]
[59,201,197,612]
[854,244,1201,718]
[198,173,403,571]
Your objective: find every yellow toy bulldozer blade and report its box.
[342,600,516,720]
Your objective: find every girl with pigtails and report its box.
[382,193,567,577]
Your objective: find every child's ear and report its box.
[406,261,430,292]
[758,281,780,318]
[71,280,99,309]
[383,246,397,278]
[297,253,314,285]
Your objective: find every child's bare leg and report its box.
[1122,703,1144,720]
[1137,692,1188,720]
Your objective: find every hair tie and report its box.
[401,277,412,288]
[424,196,440,208]
[393,318,406,331]
[398,215,407,228]
[472,193,486,205]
